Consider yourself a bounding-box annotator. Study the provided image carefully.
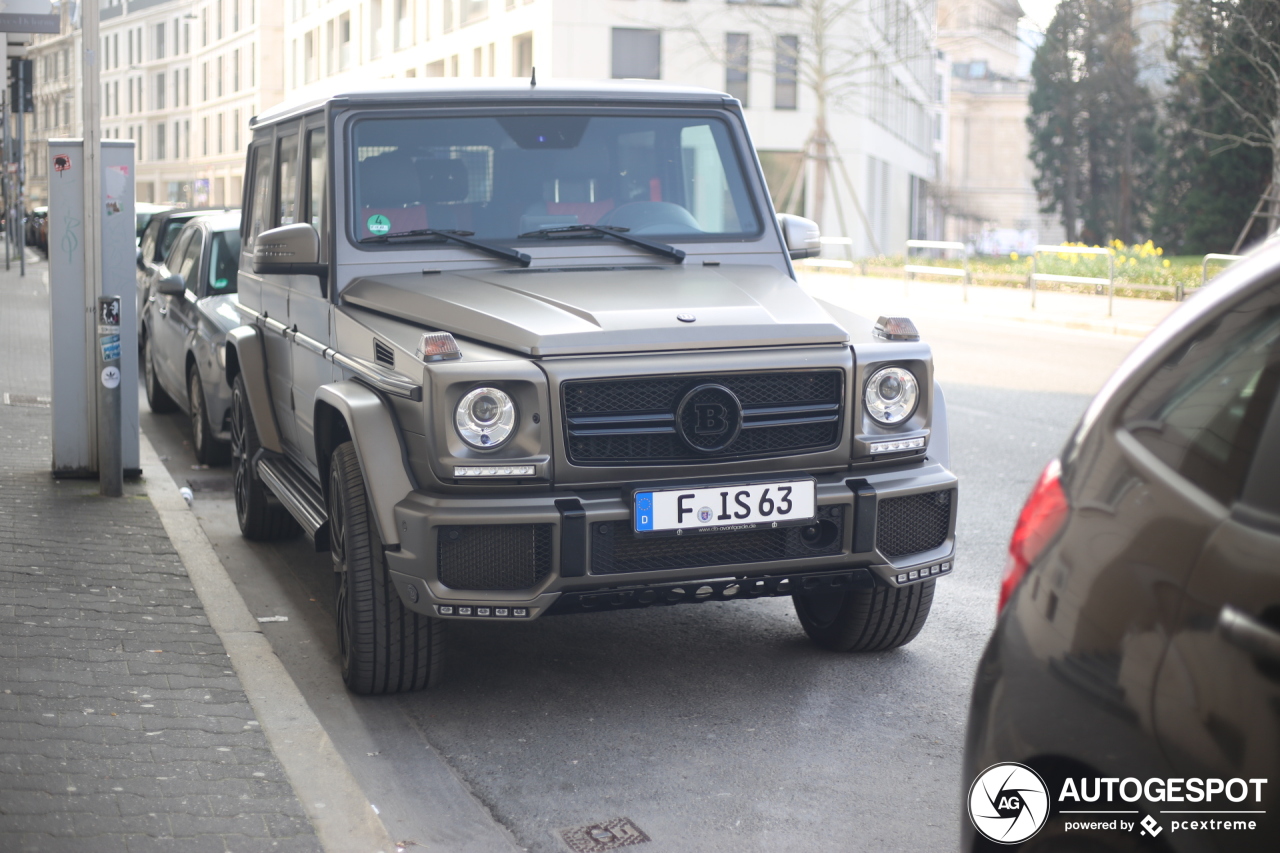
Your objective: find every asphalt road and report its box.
[138,316,1139,853]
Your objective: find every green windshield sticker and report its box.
[214,278,228,289]
[366,214,391,235]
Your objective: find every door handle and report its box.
[1217,605,1280,663]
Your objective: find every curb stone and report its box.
[138,433,396,853]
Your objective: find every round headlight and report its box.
[865,366,919,426]
[455,387,517,449]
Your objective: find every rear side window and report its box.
[1123,291,1280,506]
[208,231,241,293]
[176,230,204,293]
[160,219,187,260]
[246,143,273,249]
[277,134,300,226]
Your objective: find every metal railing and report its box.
[1199,253,1243,295]
[903,240,971,301]
[1030,245,1115,315]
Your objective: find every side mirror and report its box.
[778,213,821,260]
[156,270,185,296]
[253,223,326,278]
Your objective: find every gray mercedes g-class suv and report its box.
[227,79,958,694]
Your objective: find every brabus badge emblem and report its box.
[677,313,696,323]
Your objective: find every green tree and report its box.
[1028,0,1086,242]
[1151,0,1277,253]
[1028,0,1155,243]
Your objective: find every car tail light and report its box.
[998,458,1069,614]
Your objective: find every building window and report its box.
[370,0,385,59]
[250,42,256,86]
[217,112,224,154]
[726,33,749,106]
[202,116,209,155]
[450,54,459,76]
[183,68,190,106]
[156,123,166,160]
[461,0,487,26]
[512,32,533,78]
[233,0,240,31]
[612,28,660,80]
[339,13,352,70]
[473,46,482,76]
[217,56,224,97]
[156,24,166,59]
[217,0,224,40]
[184,120,190,160]
[235,48,242,91]
[395,0,411,49]
[155,73,165,109]
[426,59,444,76]
[775,35,798,110]
[233,109,240,151]
[443,0,453,32]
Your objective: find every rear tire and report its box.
[793,579,935,652]
[230,373,298,541]
[189,366,230,466]
[144,333,178,413]
[330,441,444,695]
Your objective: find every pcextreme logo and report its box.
[968,764,1270,845]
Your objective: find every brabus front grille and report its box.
[562,371,844,465]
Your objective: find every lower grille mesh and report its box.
[876,490,953,557]
[591,506,845,575]
[437,524,553,590]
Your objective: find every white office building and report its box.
[27,0,943,256]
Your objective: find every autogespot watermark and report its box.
[968,764,1269,844]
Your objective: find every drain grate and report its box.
[3,393,50,408]
[557,817,650,852]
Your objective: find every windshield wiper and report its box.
[517,224,686,263]
[359,228,531,267]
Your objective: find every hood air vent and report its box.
[373,339,395,369]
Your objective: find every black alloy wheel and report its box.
[230,373,297,541]
[329,441,443,694]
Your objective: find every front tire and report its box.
[330,441,444,695]
[230,373,298,541]
[189,366,230,466]
[144,333,178,413]
[793,579,935,652]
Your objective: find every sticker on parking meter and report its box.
[100,366,121,389]
[366,214,391,236]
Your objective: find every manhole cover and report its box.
[557,817,650,852]
[3,393,50,408]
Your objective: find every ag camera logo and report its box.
[969,763,1051,844]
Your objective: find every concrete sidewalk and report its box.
[799,268,1183,337]
[0,256,329,853]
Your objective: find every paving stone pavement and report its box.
[0,254,322,853]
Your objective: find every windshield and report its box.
[350,113,760,244]
[207,230,241,294]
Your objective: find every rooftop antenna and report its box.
[530,67,537,88]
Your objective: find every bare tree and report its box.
[682,0,938,252]
[1181,0,1280,229]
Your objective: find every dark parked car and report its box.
[964,247,1280,851]
[136,207,236,339]
[142,212,242,464]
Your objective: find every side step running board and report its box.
[256,453,330,552]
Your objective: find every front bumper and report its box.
[385,460,958,621]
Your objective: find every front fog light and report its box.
[455,386,516,449]
[865,366,919,426]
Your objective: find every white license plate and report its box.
[633,479,816,535]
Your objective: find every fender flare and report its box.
[930,381,951,471]
[225,326,284,453]
[315,381,414,549]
